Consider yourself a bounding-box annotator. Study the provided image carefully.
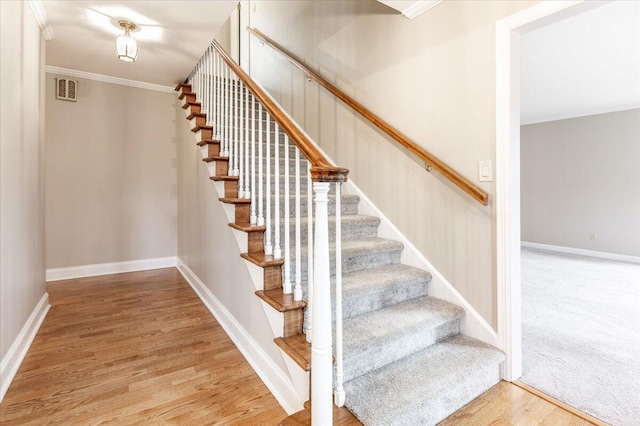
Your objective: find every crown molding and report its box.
[401,0,444,19]
[45,66,175,93]
[378,0,444,19]
[28,0,55,40]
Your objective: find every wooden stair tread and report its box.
[187,112,206,119]
[181,101,200,110]
[197,139,220,146]
[219,197,251,204]
[174,83,191,91]
[178,92,195,100]
[191,125,213,132]
[229,223,266,232]
[203,156,228,163]
[280,404,361,426]
[240,252,283,267]
[256,289,306,312]
[210,175,238,182]
[274,334,311,371]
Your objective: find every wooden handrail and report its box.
[212,41,348,183]
[247,27,488,206]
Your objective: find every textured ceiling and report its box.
[42,1,237,87]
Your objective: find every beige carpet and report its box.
[520,247,640,426]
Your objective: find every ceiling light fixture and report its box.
[116,20,138,62]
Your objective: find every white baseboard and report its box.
[522,242,640,265]
[176,259,302,415]
[0,293,50,403]
[46,257,178,282]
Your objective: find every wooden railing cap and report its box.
[310,167,349,183]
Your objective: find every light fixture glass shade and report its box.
[116,21,138,62]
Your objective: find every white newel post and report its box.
[334,182,345,407]
[312,181,333,426]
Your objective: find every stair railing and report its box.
[247,27,489,206]
[186,41,349,422]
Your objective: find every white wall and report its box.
[44,76,177,269]
[247,0,536,328]
[521,109,640,257]
[0,0,47,368]
[175,100,288,378]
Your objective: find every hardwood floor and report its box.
[0,268,285,425]
[1,267,597,425]
[279,381,595,425]
[439,381,595,425]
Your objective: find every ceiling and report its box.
[521,1,640,125]
[40,1,237,88]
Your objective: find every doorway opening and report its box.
[497,1,640,424]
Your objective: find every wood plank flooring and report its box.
[1,267,598,425]
[439,381,595,425]
[279,381,595,425]
[0,268,285,425]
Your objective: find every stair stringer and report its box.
[342,180,498,347]
[187,127,310,410]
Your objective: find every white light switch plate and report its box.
[479,161,492,182]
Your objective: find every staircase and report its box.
[176,41,504,426]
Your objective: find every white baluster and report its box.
[198,59,202,106]
[193,62,198,102]
[311,181,332,425]
[216,53,221,140]
[306,163,313,343]
[212,52,217,138]
[216,54,225,141]
[226,66,235,165]
[250,95,257,223]
[211,51,215,134]
[204,49,209,120]
[233,77,240,177]
[257,104,264,226]
[293,148,302,301]
[209,50,214,129]
[238,81,245,198]
[189,66,193,99]
[207,47,212,126]
[273,125,281,259]
[222,63,227,156]
[334,182,345,407]
[283,135,291,294]
[193,62,197,101]
[202,56,205,103]
[244,89,250,199]
[264,114,272,255]
[222,63,226,155]
[198,60,202,105]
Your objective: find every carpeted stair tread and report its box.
[340,264,431,318]
[292,238,404,279]
[344,335,505,426]
[267,193,360,216]
[304,265,432,335]
[340,238,403,258]
[341,296,464,382]
[276,214,379,242]
[325,264,431,319]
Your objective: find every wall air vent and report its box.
[56,78,78,101]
